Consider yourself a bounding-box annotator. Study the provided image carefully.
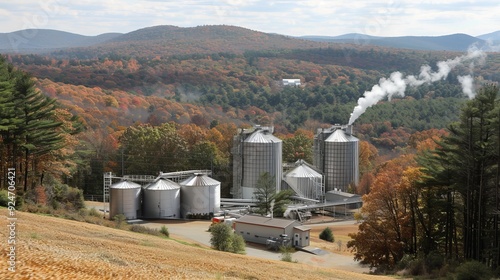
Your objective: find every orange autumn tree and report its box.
[348,129,449,272]
[347,155,416,270]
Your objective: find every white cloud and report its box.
[0,0,498,36]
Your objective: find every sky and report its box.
[1,0,499,37]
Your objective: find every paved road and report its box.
[142,219,370,273]
[85,202,370,273]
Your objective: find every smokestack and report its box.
[345,125,353,135]
[348,47,486,125]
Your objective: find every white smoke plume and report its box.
[457,75,475,99]
[348,47,486,125]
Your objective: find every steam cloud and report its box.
[348,47,486,125]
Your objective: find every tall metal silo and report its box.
[232,126,282,199]
[143,178,180,219]
[283,160,324,201]
[179,173,221,218]
[109,180,142,220]
[313,125,359,192]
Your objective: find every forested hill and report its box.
[53,25,336,58]
[0,29,122,53]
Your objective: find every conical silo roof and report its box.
[285,161,322,179]
[144,178,180,190]
[110,180,141,189]
[180,173,220,186]
[244,130,282,143]
[325,129,359,142]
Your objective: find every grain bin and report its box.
[109,180,141,220]
[179,173,221,218]
[313,125,359,192]
[232,126,282,199]
[143,178,180,219]
[283,160,324,201]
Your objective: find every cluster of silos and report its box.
[232,126,282,199]
[283,160,324,201]
[109,173,221,219]
[179,173,221,218]
[109,180,142,219]
[313,125,359,192]
[142,178,180,219]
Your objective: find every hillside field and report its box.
[0,209,392,280]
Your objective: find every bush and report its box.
[279,246,296,262]
[210,223,245,254]
[129,225,161,236]
[113,214,126,228]
[230,233,246,254]
[319,227,334,242]
[455,260,493,280]
[160,226,170,237]
[88,207,102,218]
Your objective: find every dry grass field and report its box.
[0,209,392,280]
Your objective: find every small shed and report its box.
[234,215,310,248]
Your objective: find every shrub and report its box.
[279,246,296,262]
[210,223,246,254]
[129,225,161,236]
[113,214,126,228]
[455,260,493,280]
[319,227,334,242]
[88,207,102,218]
[160,226,170,237]
[230,233,246,254]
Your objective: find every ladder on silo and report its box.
[103,172,114,214]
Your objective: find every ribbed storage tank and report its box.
[241,127,282,199]
[143,178,180,219]
[284,160,324,200]
[179,173,221,218]
[109,180,141,220]
[323,127,359,192]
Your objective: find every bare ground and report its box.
[0,209,391,280]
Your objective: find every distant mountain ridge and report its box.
[299,33,488,51]
[0,29,122,53]
[0,25,498,54]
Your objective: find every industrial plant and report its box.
[106,124,361,225]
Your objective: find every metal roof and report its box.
[244,130,282,143]
[144,178,180,190]
[236,215,299,229]
[325,129,359,143]
[110,180,141,189]
[180,173,220,187]
[285,161,322,179]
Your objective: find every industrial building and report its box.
[107,123,361,222]
[234,215,310,248]
[282,79,301,86]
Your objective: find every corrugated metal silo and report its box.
[179,173,221,218]
[240,127,282,199]
[323,127,359,192]
[284,160,324,200]
[143,178,180,219]
[109,180,141,219]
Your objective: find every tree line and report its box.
[348,84,500,276]
[0,57,83,193]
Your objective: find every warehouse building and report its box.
[234,215,310,248]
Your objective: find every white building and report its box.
[282,79,301,86]
[234,215,310,248]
